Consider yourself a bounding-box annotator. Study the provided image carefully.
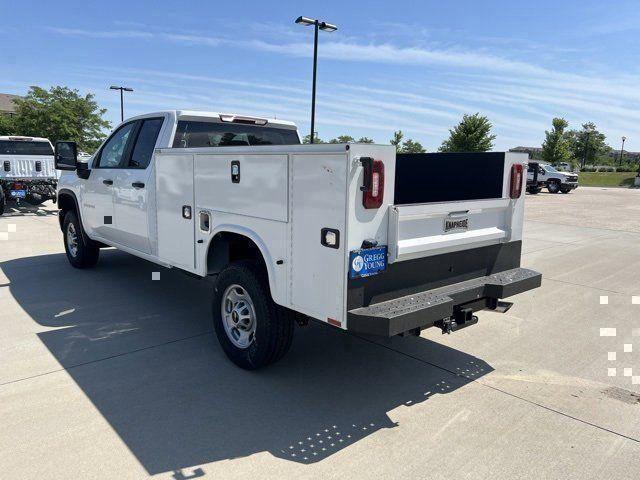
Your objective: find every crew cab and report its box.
[54,110,541,369]
[0,136,58,215]
[527,162,578,194]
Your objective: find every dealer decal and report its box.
[349,246,387,279]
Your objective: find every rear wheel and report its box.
[560,186,572,194]
[212,260,294,369]
[547,180,561,194]
[527,186,541,194]
[63,210,100,268]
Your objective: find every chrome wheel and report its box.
[67,222,79,257]
[221,284,257,349]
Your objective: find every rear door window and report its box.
[172,120,300,148]
[0,140,53,155]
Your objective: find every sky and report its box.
[1,0,638,151]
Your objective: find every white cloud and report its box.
[42,26,640,150]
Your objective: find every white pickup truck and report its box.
[54,110,541,369]
[0,136,58,215]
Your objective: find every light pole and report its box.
[295,16,337,144]
[618,136,626,166]
[109,85,133,123]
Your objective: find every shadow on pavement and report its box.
[2,249,493,474]
[1,201,58,217]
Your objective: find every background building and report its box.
[0,93,21,116]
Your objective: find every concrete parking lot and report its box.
[1,186,639,480]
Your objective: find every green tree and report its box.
[566,122,610,166]
[389,130,426,153]
[0,114,16,136]
[541,117,571,165]
[357,137,374,144]
[328,135,355,144]
[10,86,111,151]
[302,133,325,144]
[439,113,496,152]
[390,130,404,151]
[400,138,426,153]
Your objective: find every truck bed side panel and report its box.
[155,153,195,269]
[290,153,348,324]
[194,153,288,222]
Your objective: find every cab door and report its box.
[81,121,137,239]
[110,117,164,254]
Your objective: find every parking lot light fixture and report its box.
[618,136,626,166]
[109,85,134,123]
[295,16,338,144]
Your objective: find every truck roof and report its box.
[0,136,52,143]
[126,110,298,130]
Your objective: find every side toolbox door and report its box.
[155,152,195,269]
[82,121,137,239]
[111,117,164,253]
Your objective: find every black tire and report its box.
[63,210,100,268]
[547,180,561,194]
[212,260,294,370]
[0,189,5,216]
[560,187,571,194]
[527,186,541,194]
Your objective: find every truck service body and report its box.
[55,110,541,369]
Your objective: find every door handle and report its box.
[103,179,113,186]
[132,182,145,188]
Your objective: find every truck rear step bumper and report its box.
[347,267,541,336]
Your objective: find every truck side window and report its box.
[96,122,137,168]
[129,118,164,169]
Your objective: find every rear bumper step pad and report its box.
[347,267,541,336]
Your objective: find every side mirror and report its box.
[55,141,78,170]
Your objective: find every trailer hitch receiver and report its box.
[435,308,479,334]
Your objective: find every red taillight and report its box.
[510,164,523,199]
[362,159,385,209]
[11,182,25,190]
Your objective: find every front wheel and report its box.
[547,180,561,194]
[560,186,572,194]
[63,210,100,268]
[212,261,294,369]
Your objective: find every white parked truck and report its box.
[54,110,541,369]
[527,162,578,194]
[0,136,58,215]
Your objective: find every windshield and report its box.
[544,164,558,173]
[172,120,300,148]
[0,140,54,156]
